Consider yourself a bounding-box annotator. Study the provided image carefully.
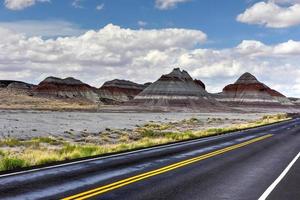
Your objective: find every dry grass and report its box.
[0,113,290,172]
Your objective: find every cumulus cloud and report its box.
[0,24,206,84]
[237,1,300,28]
[155,0,190,10]
[4,0,50,10]
[236,39,300,56]
[0,24,299,97]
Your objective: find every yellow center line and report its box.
[63,134,273,200]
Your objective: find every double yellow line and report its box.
[63,134,272,200]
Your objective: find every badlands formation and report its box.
[33,77,101,103]
[289,98,300,106]
[131,68,227,111]
[99,79,147,103]
[0,69,299,112]
[214,72,293,107]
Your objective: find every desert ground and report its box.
[0,110,268,140]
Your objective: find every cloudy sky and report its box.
[0,0,300,97]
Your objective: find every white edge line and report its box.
[258,152,300,200]
[0,119,293,178]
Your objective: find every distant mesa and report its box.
[0,80,32,88]
[0,80,18,88]
[215,72,293,106]
[40,76,84,85]
[7,82,33,90]
[130,68,227,111]
[99,79,147,103]
[33,76,101,103]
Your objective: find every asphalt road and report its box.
[0,118,299,200]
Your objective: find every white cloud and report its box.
[4,0,50,10]
[155,0,190,10]
[237,1,300,28]
[271,0,300,4]
[0,24,206,84]
[0,24,299,97]
[0,20,86,37]
[235,39,300,57]
[96,3,104,11]
[72,0,83,8]
[273,40,300,55]
[138,21,147,27]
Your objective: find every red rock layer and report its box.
[33,77,100,102]
[216,72,292,107]
[223,83,285,97]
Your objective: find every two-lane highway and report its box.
[0,118,299,200]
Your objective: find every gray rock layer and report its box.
[131,68,228,111]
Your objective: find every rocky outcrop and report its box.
[99,79,147,103]
[215,72,293,107]
[33,77,101,103]
[130,68,227,111]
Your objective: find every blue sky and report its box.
[1,0,300,47]
[0,0,300,97]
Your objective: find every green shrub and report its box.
[35,137,61,145]
[78,146,98,157]
[0,157,27,171]
[59,144,77,154]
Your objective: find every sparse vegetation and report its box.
[0,157,27,171]
[0,113,290,172]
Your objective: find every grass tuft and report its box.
[0,157,27,171]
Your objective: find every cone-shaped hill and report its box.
[215,72,293,106]
[130,68,228,111]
